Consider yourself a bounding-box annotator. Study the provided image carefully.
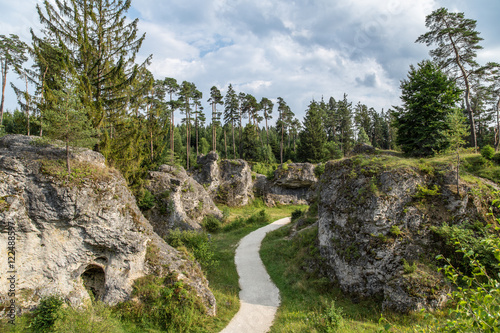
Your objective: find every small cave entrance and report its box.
[81,265,105,301]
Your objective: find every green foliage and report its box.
[136,189,155,210]
[39,159,111,187]
[312,301,346,332]
[291,208,305,222]
[390,225,402,237]
[314,163,325,178]
[252,162,278,179]
[481,145,495,160]
[414,184,441,199]
[431,222,500,276]
[402,258,417,274]
[166,229,218,269]
[298,100,328,163]
[222,209,270,232]
[394,60,461,156]
[492,153,500,165]
[202,215,222,232]
[52,301,124,333]
[30,296,63,333]
[118,275,205,332]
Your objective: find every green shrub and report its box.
[166,230,218,269]
[481,144,495,160]
[314,163,325,178]
[291,208,305,222]
[222,209,270,232]
[52,301,124,333]
[312,301,345,332]
[30,296,63,332]
[493,152,500,164]
[118,275,205,332]
[414,184,441,199]
[137,189,156,210]
[202,215,222,232]
[390,225,402,237]
[402,258,417,274]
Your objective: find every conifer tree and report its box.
[44,74,97,174]
[208,86,223,152]
[0,34,28,126]
[394,60,461,156]
[298,101,327,163]
[164,77,180,162]
[417,7,483,151]
[260,97,273,145]
[224,84,239,158]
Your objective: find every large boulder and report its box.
[317,156,494,313]
[0,135,215,316]
[143,164,223,238]
[193,153,254,207]
[254,163,318,206]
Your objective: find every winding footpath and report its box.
[220,217,291,333]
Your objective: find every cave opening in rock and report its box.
[81,265,105,301]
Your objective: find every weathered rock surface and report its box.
[143,164,222,238]
[194,152,254,207]
[0,135,215,316]
[317,155,494,313]
[254,163,318,206]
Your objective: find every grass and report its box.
[260,219,440,333]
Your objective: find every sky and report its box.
[1,0,499,125]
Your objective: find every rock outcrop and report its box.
[254,163,318,206]
[143,164,222,238]
[193,152,254,207]
[317,155,494,313]
[0,135,215,316]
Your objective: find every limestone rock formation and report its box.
[254,163,318,206]
[317,155,494,313]
[143,164,223,238]
[0,135,215,315]
[193,152,254,207]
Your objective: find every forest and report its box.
[1,1,498,193]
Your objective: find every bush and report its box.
[30,296,63,332]
[118,275,205,332]
[202,215,222,232]
[312,301,345,332]
[291,208,305,222]
[481,144,495,160]
[222,209,270,232]
[166,230,218,269]
[137,189,156,210]
[493,152,500,164]
[314,163,325,178]
[52,302,124,333]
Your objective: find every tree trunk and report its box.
[150,131,153,161]
[25,74,30,136]
[170,92,174,164]
[496,97,500,152]
[224,130,227,158]
[0,60,7,126]
[231,121,236,158]
[66,138,71,175]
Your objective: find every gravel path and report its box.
[220,217,291,333]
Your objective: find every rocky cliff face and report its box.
[317,155,494,313]
[193,152,254,207]
[143,164,222,238]
[254,163,318,206]
[0,135,215,315]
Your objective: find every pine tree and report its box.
[208,86,223,152]
[417,7,483,151]
[337,93,354,156]
[179,81,194,169]
[224,84,239,158]
[298,101,327,163]
[34,0,151,136]
[0,34,28,126]
[44,74,97,174]
[164,77,180,162]
[260,97,274,146]
[394,60,461,156]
